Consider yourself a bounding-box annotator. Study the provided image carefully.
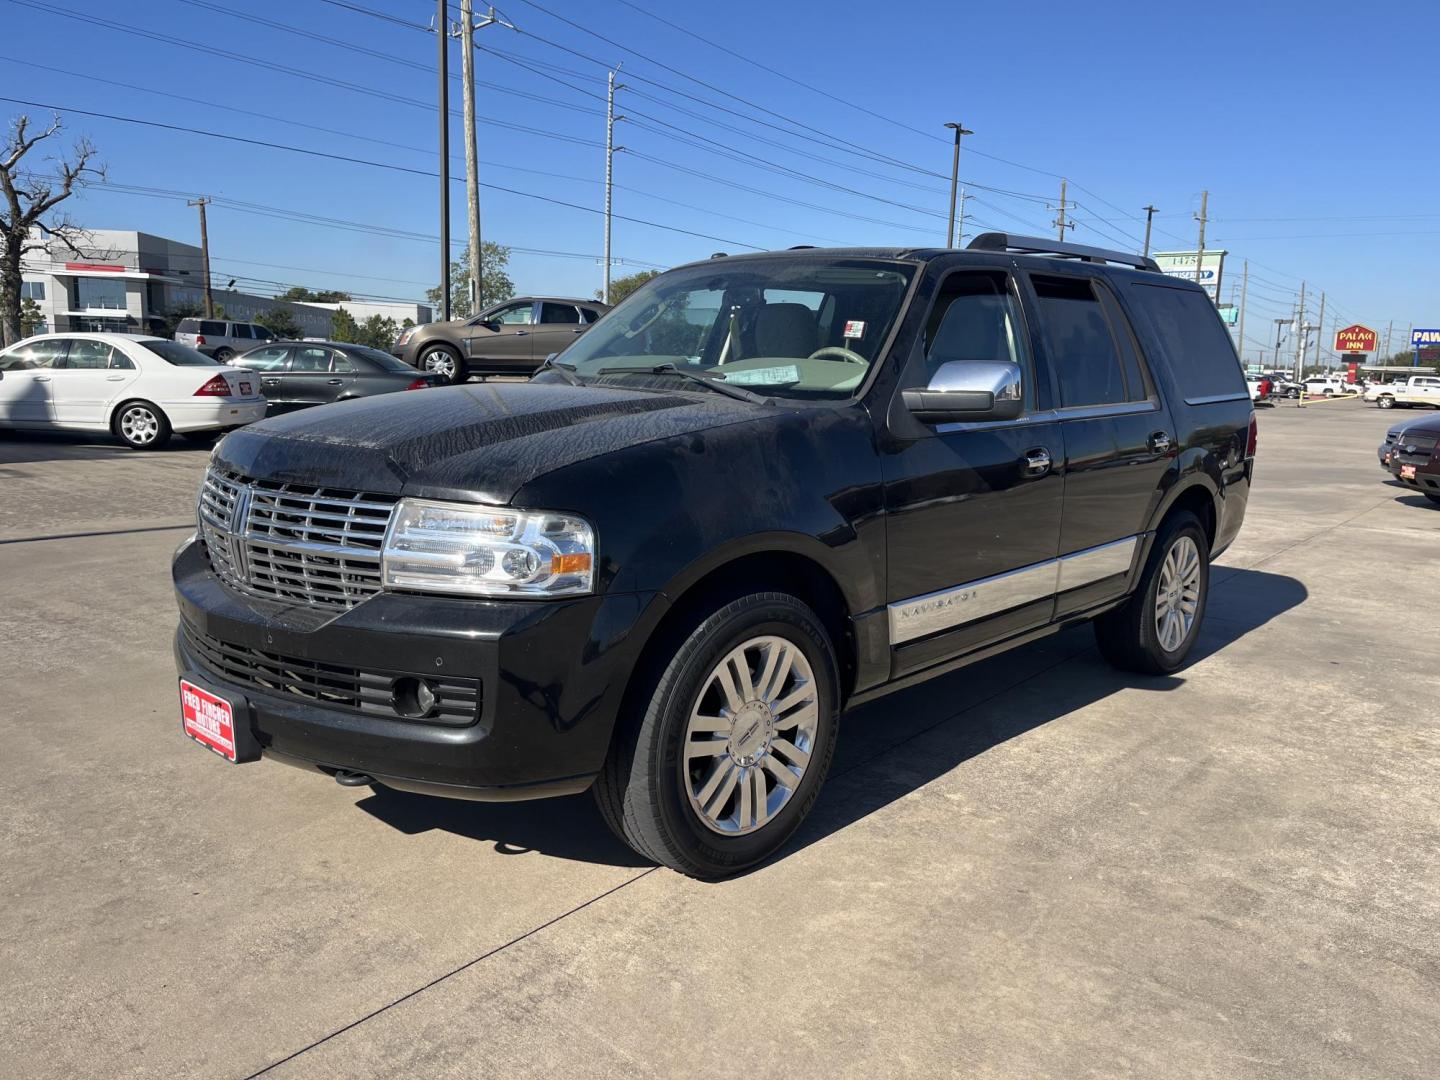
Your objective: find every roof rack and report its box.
[966,232,1161,272]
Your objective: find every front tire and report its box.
[1094,513,1209,675]
[113,400,172,450]
[420,345,467,385]
[594,592,839,878]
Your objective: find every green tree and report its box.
[426,241,513,320]
[330,305,359,342]
[357,314,399,349]
[279,285,352,303]
[599,269,659,305]
[18,295,43,335]
[256,307,302,339]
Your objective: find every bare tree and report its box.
[0,114,104,345]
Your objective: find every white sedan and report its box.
[0,332,266,449]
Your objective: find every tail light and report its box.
[194,374,231,397]
[405,378,428,391]
[195,334,206,346]
[1246,414,1258,458]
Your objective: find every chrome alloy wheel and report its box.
[423,352,456,378]
[682,635,818,836]
[120,405,161,445]
[1154,535,1202,652]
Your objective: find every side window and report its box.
[491,303,533,326]
[199,320,226,337]
[1129,283,1246,403]
[1030,275,1129,408]
[290,346,333,372]
[1,338,68,370]
[579,307,601,324]
[915,270,1030,400]
[238,346,290,372]
[62,340,118,369]
[110,351,135,370]
[177,319,200,335]
[539,303,580,325]
[330,353,355,373]
[232,324,254,340]
[253,325,276,341]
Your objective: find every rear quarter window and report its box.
[1129,283,1246,403]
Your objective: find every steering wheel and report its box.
[807,346,866,365]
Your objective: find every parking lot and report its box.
[3,400,1438,1079]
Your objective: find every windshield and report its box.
[142,340,215,366]
[559,257,916,399]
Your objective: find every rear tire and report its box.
[1378,396,1395,409]
[594,592,839,879]
[112,400,172,450]
[1094,513,1209,675]
[420,345,467,385]
[213,347,234,363]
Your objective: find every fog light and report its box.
[392,676,439,719]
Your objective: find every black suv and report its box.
[172,235,1254,878]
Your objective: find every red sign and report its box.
[180,679,238,762]
[1334,324,1378,354]
[64,262,125,272]
[1346,361,1359,384]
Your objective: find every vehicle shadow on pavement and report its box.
[354,568,1305,873]
[1395,494,1440,510]
[0,431,210,465]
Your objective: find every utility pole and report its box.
[436,0,450,321]
[1193,190,1208,292]
[955,188,969,247]
[1405,322,1414,366]
[1053,179,1071,241]
[1142,204,1158,257]
[1236,260,1247,364]
[455,3,512,316]
[1312,291,1325,371]
[1294,282,1307,405]
[1382,319,1393,363]
[944,122,972,248]
[603,66,626,303]
[186,196,213,318]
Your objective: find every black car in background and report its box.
[227,340,442,412]
[175,234,1254,878]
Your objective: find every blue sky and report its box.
[3,0,1436,362]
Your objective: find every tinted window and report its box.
[238,346,290,372]
[290,346,334,372]
[232,324,254,340]
[1130,284,1246,403]
[0,338,67,370]
[252,325,276,341]
[1031,275,1127,408]
[177,318,200,334]
[140,340,215,366]
[579,307,601,324]
[916,271,1030,402]
[62,340,118,369]
[539,302,580,324]
[199,321,226,337]
[330,353,355,373]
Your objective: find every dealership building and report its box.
[19,228,431,338]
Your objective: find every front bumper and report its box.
[390,341,420,368]
[172,540,662,800]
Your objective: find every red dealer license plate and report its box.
[239,381,252,395]
[180,679,239,762]
[1401,464,1417,480]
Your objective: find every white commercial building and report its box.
[296,299,433,329]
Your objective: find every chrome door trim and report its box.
[934,399,1159,435]
[888,534,1141,645]
[1056,535,1137,593]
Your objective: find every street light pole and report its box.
[944,122,972,248]
[436,0,450,321]
[1142,204,1158,257]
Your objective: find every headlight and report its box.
[396,328,415,346]
[381,498,595,597]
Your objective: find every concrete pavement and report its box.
[2,403,1438,1079]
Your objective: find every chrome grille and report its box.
[198,466,399,609]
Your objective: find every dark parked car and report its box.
[227,340,442,412]
[173,234,1254,878]
[1385,414,1440,504]
[391,296,610,384]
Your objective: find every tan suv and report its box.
[391,297,609,383]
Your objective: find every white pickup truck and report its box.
[1364,375,1440,409]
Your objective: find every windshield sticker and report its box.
[722,365,801,386]
[843,320,866,339]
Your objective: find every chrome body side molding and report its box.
[888,535,1140,645]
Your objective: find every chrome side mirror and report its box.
[902,360,1023,424]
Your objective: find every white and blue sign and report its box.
[1412,328,1440,346]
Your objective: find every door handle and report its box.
[1022,447,1052,477]
[1148,431,1173,453]
[105,374,126,381]
[571,328,584,333]
[326,378,343,385]
[513,330,528,336]
[33,375,51,382]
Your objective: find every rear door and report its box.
[50,338,139,426]
[236,345,292,407]
[284,345,353,408]
[0,338,68,423]
[464,301,535,367]
[1021,271,1172,618]
[529,301,586,362]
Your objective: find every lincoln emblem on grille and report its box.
[226,483,254,584]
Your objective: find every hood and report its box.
[214,380,765,503]
[1392,414,1440,439]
